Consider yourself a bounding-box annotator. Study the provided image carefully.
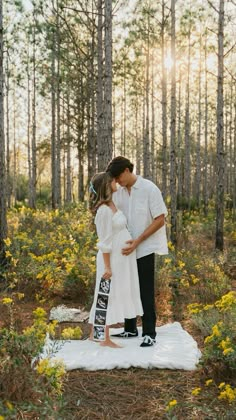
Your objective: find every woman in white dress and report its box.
[88,172,143,348]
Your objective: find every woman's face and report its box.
[111,178,117,192]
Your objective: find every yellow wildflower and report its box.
[61,326,82,340]
[218,382,226,389]
[191,387,201,396]
[4,237,11,247]
[178,260,185,268]
[164,258,172,264]
[219,337,231,350]
[5,401,13,410]
[166,399,178,411]
[205,379,213,386]
[215,292,236,312]
[168,399,177,407]
[223,348,234,356]
[204,334,213,344]
[180,279,190,287]
[2,297,13,305]
[218,384,236,403]
[33,307,47,319]
[167,241,175,251]
[0,416,5,420]
[5,250,12,258]
[212,324,221,337]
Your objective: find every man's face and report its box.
[115,168,131,187]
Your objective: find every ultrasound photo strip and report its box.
[93,277,111,341]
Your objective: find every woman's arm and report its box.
[102,253,112,279]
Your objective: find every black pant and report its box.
[125,253,156,339]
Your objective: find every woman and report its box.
[88,172,143,348]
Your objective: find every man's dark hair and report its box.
[106,156,134,177]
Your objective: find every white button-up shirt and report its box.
[113,175,168,259]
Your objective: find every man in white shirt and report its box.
[106,156,168,347]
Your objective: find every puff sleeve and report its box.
[95,205,113,253]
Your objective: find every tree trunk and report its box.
[143,14,150,180]
[184,31,191,209]
[27,44,32,209]
[103,0,113,167]
[215,0,225,251]
[5,53,10,208]
[29,17,37,209]
[170,0,177,244]
[203,35,209,216]
[66,91,72,203]
[151,52,155,182]
[97,0,104,170]
[196,34,202,208]
[0,0,7,266]
[51,21,57,209]
[56,0,61,206]
[161,0,167,199]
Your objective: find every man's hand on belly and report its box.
[122,239,140,255]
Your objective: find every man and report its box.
[106,156,168,347]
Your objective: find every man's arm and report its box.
[122,214,165,256]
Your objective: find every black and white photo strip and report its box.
[93,277,111,341]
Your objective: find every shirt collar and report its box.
[119,175,142,191]
[131,175,142,189]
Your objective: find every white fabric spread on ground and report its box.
[41,322,201,371]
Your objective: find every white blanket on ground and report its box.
[41,322,201,371]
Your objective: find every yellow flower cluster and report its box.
[218,383,236,403]
[3,237,11,247]
[187,303,204,314]
[190,274,200,284]
[2,297,13,305]
[167,241,175,251]
[61,326,82,340]
[191,387,201,396]
[215,292,236,312]
[204,322,223,344]
[166,399,177,411]
[36,358,66,394]
[180,279,190,287]
[205,379,213,386]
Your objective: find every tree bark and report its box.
[170,0,177,244]
[103,0,113,167]
[161,0,167,199]
[0,0,7,266]
[215,0,225,251]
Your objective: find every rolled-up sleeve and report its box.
[149,185,168,219]
[95,205,113,252]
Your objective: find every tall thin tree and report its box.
[0,0,7,267]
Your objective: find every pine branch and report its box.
[224,41,236,58]
[206,0,219,13]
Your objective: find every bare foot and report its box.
[100,340,122,348]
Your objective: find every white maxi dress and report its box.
[89,205,143,325]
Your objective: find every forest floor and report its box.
[1,228,235,420]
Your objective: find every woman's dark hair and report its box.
[89,172,113,214]
[106,156,134,177]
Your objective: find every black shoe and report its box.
[111,330,138,338]
[140,335,156,347]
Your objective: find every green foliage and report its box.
[189,292,236,373]
[5,205,97,302]
[0,299,67,418]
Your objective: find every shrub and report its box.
[5,205,97,302]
